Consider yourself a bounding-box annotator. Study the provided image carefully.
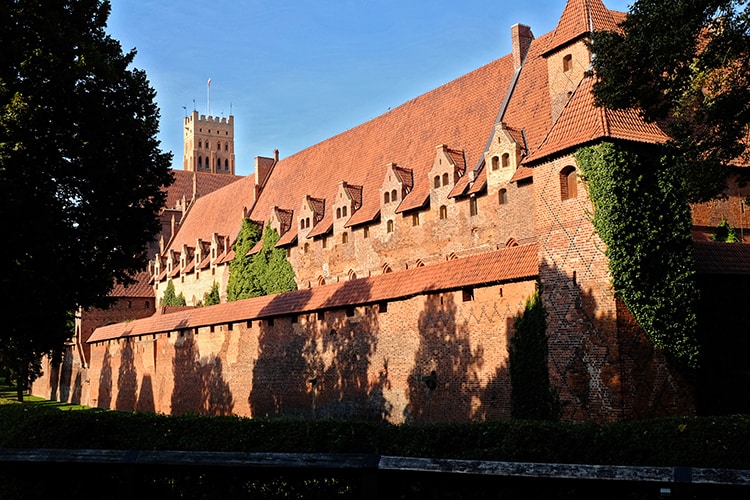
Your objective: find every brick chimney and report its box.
[511,24,533,70]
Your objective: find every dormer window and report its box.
[342,206,348,217]
[491,156,499,171]
[336,207,342,218]
[434,176,441,188]
[442,173,449,186]
[502,153,510,168]
[391,189,397,202]
[384,192,390,204]
[563,54,573,72]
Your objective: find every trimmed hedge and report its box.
[1,399,749,468]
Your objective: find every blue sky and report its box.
[107,0,631,176]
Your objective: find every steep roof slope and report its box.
[165,173,256,253]
[525,76,669,163]
[543,0,620,54]
[164,170,244,209]
[248,55,516,229]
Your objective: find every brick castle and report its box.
[33,0,750,423]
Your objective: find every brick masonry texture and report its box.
[31,0,750,422]
[79,281,534,423]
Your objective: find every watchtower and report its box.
[183,110,235,174]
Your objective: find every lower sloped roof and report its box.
[89,243,539,343]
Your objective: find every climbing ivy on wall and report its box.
[574,141,700,368]
[226,219,262,302]
[226,220,296,301]
[509,287,558,420]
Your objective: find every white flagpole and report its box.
[207,78,211,116]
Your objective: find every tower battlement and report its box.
[183,110,235,174]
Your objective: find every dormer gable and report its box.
[381,162,413,211]
[209,232,224,264]
[430,144,466,195]
[179,244,195,272]
[269,206,294,237]
[298,195,325,239]
[485,122,523,187]
[333,181,362,227]
[167,249,180,276]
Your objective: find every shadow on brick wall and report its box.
[405,292,486,423]
[97,345,113,408]
[249,279,389,420]
[116,339,137,411]
[539,260,695,422]
[171,332,234,416]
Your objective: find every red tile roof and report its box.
[164,170,244,209]
[524,76,669,164]
[693,241,750,275]
[89,244,539,342]
[109,271,155,298]
[502,31,555,161]
[543,0,620,55]
[164,174,256,256]
[249,54,516,234]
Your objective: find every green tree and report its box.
[509,288,557,420]
[590,0,750,202]
[203,281,221,306]
[226,219,263,301]
[161,280,186,307]
[0,0,173,399]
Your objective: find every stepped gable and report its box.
[164,170,243,209]
[89,243,538,342]
[163,173,256,254]
[543,0,620,55]
[524,76,669,164]
[248,55,516,231]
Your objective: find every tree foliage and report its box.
[509,287,558,420]
[226,221,296,301]
[161,280,186,307]
[0,0,173,395]
[203,281,221,306]
[575,142,700,368]
[590,0,750,202]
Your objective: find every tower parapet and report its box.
[183,110,236,174]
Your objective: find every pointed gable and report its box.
[543,0,619,55]
[524,76,669,164]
